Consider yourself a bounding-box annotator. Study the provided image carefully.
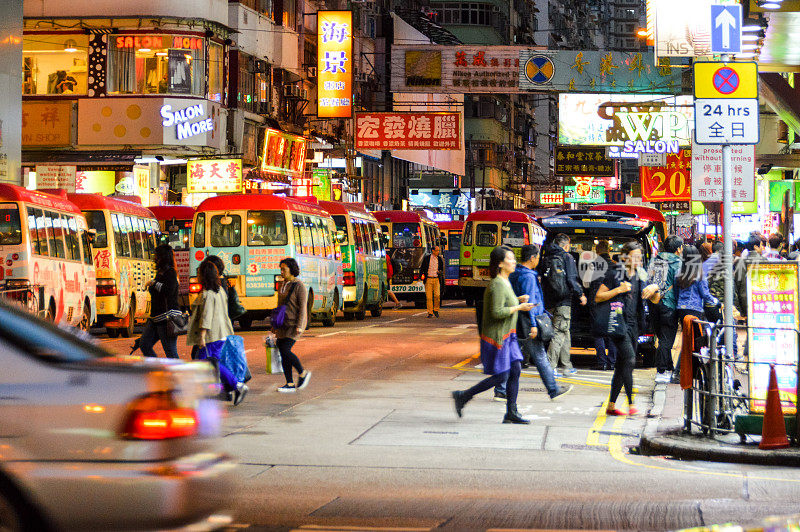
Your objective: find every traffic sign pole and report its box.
[721,55,735,366]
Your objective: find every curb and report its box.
[639,383,800,467]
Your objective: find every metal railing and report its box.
[683,320,800,443]
[0,283,42,318]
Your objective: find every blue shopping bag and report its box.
[218,335,251,384]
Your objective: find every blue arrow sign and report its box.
[710,5,742,54]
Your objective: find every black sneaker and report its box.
[493,391,507,402]
[550,384,574,401]
[502,411,531,424]
[433,311,440,318]
[233,383,249,406]
[452,390,468,417]
[297,370,311,390]
[427,314,434,318]
[278,384,297,393]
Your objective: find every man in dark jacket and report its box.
[734,233,767,318]
[648,235,683,383]
[544,233,586,376]
[420,245,445,318]
[589,240,618,370]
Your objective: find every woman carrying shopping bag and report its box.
[139,244,183,358]
[271,257,311,393]
[452,246,535,424]
[187,259,249,405]
[594,242,661,416]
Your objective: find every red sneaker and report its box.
[628,407,639,416]
[605,408,627,416]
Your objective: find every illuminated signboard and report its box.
[558,94,694,147]
[261,129,307,179]
[115,35,203,50]
[747,262,799,415]
[355,112,461,150]
[555,146,614,177]
[317,11,353,118]
[539,192,565,205]
[160,103,213,140]
[187,159,243,193]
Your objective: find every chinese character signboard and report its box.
[312,168,332,201]
[690,142,754,202]
[746,262,799,415]
[409,188,472,215]
[640,149,691,202]
[564,185,605,204]
[391,45,520,93]
[558,94,694,147]
[538,192,565,205]
[317,11,352,118]
[519,50,682,94]
[261,129,307,180]
[35,165,76,191]
[22,102,72,147]
[555,146,614,177]
[187,159,243,193]
[355,112,461,150]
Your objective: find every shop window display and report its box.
[22,34,89,95]
[107,34,205,96]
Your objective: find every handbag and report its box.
[592,298,628,339]
[534,313,555,343]
[165,312,188,337]
[272,282,297,329]
[227,282,246,320]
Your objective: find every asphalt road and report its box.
[97,302,800,531]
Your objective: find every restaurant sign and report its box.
[261,129,307,179]
[187,159,243,193]
[355,112,461,150]
[555,146,614,177]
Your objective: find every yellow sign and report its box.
[317,11,352,118]
[75,171,115,195]
[22,102,72,147]
[187,159,243,193]
[693,61,758,99]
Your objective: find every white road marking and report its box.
[317,331,345,337]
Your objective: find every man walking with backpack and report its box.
[647,235,684,383]
[542,233,586,376]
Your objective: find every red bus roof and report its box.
[318,201,378,222]
[372,210,436,224]
[67,193,157,219]
[149,205,196,221]
[465,210,537,223]
[196,194,331,218]
[436,220,465,231]
[589,204,666,224]
[0,184,82,215]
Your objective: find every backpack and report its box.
[648,255,672,294]
[541,252,569,305]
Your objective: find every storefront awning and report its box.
[23,150,142,166]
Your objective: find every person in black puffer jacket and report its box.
[139,244,182,358]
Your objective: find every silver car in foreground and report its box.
[0,302,236,530]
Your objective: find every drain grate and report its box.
[560,443,608,451]
[520,387,547,393]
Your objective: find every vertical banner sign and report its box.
[317,11,352,118]
[639,149,691,202]
[747,262,799,415]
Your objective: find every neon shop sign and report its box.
[160,103,213,140]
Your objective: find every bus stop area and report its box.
[640,262,800,467]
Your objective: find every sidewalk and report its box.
[638,381,800,467]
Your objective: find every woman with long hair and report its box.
[676,244,718,323]
[187,259,248,405]
[272,257,311,393]
[452,246,535,424]
[139,244,182,358]
[595,242,661,416]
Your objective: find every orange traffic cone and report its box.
[759,364,790,450]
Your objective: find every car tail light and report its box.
[464,251,471,258]
[96,278,117,296]
[412,271,421,281]
[122,392,198,440]
[232,254,240,265]
[343,271,356,286]
[189,277,202,293]
[459,266,472,278]
[274,275,284,292]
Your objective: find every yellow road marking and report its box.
[452,353,480,369]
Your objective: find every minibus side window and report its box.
[65,216,80,261]
[193,213,205,248]
[292,213,303,255]
[46,211,66,259]
[81,232,93,265]
[126,216,144,259]
[300,215,313,255]
[463,221,473,246]
[84,211,107,248]
[34,209,49,256]
[111,213,130,257]
[27,207,42,255]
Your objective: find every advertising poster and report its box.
[168,49,192,94]
[187,159,243,193]
[640,149,691,202]
[747,262,799,414]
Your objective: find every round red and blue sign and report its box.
[713,67,740,95]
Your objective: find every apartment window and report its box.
[108,34,205,96]
[430,2,494,26]
[238,56,257,113]
[208,42,224,102]
[22,34,89,95]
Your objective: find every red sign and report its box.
[261,129,307,179]
[640,149,691,202]
[355,112,461,150]
[115,35,203,50]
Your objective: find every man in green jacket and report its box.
[648,236,684,383]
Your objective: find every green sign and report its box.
[767,180,800,212]
[564,185,604,204]
[312,168,331,201]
